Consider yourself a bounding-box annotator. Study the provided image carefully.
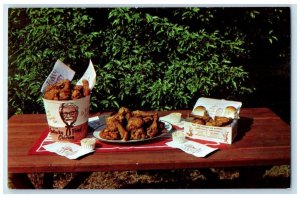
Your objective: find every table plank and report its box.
[7,108,290,173]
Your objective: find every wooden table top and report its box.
[7,108,290,174]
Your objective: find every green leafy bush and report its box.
[97,8,253,110]
[9,8,255,115]
[8,8,101,115]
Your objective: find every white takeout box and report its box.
[41,59,96,142]
[184,97,242,144]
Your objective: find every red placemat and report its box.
[28,128,228,155]
[28,128,176,155]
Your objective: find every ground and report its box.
[8,165,290,189]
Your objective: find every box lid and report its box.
[191,97,242,119]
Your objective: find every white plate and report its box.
[93,120,172,143]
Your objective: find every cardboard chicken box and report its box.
[183,97,242,144]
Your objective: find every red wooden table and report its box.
[7,108,290,188]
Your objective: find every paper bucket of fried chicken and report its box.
[184,97,242,144]
[40,60,96,142]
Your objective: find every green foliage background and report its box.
[8,7,290,118]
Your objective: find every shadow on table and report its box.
[234,116,253,142]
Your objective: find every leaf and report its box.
[269,38,273,44]
[145,13,152,23]
[125,13,131,23]
[272,35,278,41]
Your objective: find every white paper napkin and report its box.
[43,142,94,159]
[166,140,218,157]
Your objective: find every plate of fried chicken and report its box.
[93,107,172,143]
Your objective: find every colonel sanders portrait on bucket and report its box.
[59,103,79,137]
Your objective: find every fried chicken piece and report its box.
[45,84,56,92]
[102,107,132,141]
[73,85,83,91]
[57,79,71,90]
[130,128,147,140]
[118,107,130,115]
[44,89,60,100]
[191,115,212,123]
[114,107,132,123]
[206,120,217,126]
[142,116,153,126]
[126,116,144,131]
[202,115,213,123]
[44,79,71,100]
[215,116,233,126]
[71,89,82,99]
[147,113,159,138]
[118,107,132,121]
[205,117,232,127]
[105,116,118,131]
[192,118,205,125]
[125,113,132,121]
[82,79,90,97]
[59,89,71,100]
[112,113,126,125]
[100,128,120,140]
[114,121,129,141]
[108,107,130,126]
[44,82,61,100]
[71,85,83,99]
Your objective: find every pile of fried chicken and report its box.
[44,79,90,100]
[191,115,233,127]
[100,107,167,141]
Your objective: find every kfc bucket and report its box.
[43,95,90,142]
[41,59,96,142]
